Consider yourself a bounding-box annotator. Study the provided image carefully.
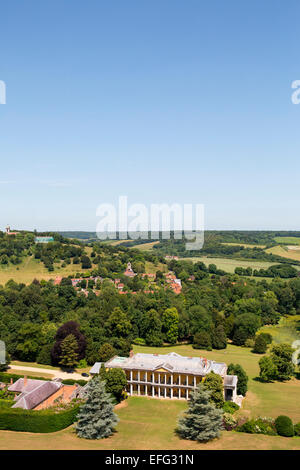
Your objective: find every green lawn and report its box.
[274,237,300,245]
[1,397,300,450]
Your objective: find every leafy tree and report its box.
[227,363,248,396]
[203,372,225,408]
[59,334,79,369]
[101,367,127,403]
[270,343,295,381]
[76,376,119,439]
[258,355,278,382]
[37,344,53,365]
[81,255,92,269]
[162,307,179,344]
[176,384,223,442]
[106,308,132,338]
[253,335,268,354]
[193,331,212,351]
[99,343,116,362]
[233,313,260,346]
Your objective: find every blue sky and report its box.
[1,0,300,231]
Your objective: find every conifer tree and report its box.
[59,334,78,369]
[176,384,223,442]
[76,376,119,439]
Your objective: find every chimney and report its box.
[10,378,13,385]
[129,350,134,358]
[23,376,28,388]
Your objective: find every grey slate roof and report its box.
[89,362,104,374]
[9,379,63,410]
[105,352,227,376]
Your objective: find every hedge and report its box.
[0,400,14,409]
[61,379,88,386]
[0,404,80,433]
[0,372,48,384]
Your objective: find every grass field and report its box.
[1,396,300,450]
[265,245,300,262]
[221,242,266,249]
[181,256,277,273]
[0,254,101,286]
[132,241,160,251]
[274,237,300,245]
[7,369,54,379]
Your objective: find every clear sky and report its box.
[1,0,300,232]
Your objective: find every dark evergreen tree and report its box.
[176,384,223,442]
[212,325,227,350]
[76,376,119,439]
[253,334,267,354]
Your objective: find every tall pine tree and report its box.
[76,376,119,439]
[176,384,223,442]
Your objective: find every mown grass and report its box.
[274,237,300,245]
[0,397,300,450]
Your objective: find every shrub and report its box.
[0,404,80,432]
[61,379,88,386]
[237,417,276,435]
[244,338,255,348]
[0,400,14,409]
[223,401,239,414]
[294,422,300,436]
[223,412,238,431]
[193,332,212,351]
[275,415,294,437]
[133,338,146,346]
[259,333,272,345]
[253,335,268,354]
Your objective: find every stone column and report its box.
[145,385,148,396]
[178,375,181,386]
[158,386,160,398]
[164,387,167,398]
[138,384,140,396]
[130,371,133,382]
[179,388,181,399]
[193,376,196,387]
[186,389,189,400]
[170,387,173,399]
[130,384,133,395]
[158,373,161,384]
[138,371,140,383]
[152,386,155,397]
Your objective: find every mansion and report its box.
[101,351,239,403]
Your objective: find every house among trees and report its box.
[5,225,19,236]
[124,261,136,277]
[8,376,80,410]
[102,352,239,403]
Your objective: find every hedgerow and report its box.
[0,404,80,433]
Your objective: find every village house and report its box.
[102,352,239,403]
[8,377,80,410]
[124,261,136,278]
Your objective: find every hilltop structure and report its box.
[92,352,239,403]
[5,225,19,236]
[124,261,136,277]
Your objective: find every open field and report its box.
[181,256,277,273]
[0,396,299,450]
[274,237,300,245]
[133,341,300,422]
[259,315,300,345]
[0,257,82,285]
[221,242,266,249]
[265,245,300,262]
[145,260,167,274]
[132,241,160,251]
